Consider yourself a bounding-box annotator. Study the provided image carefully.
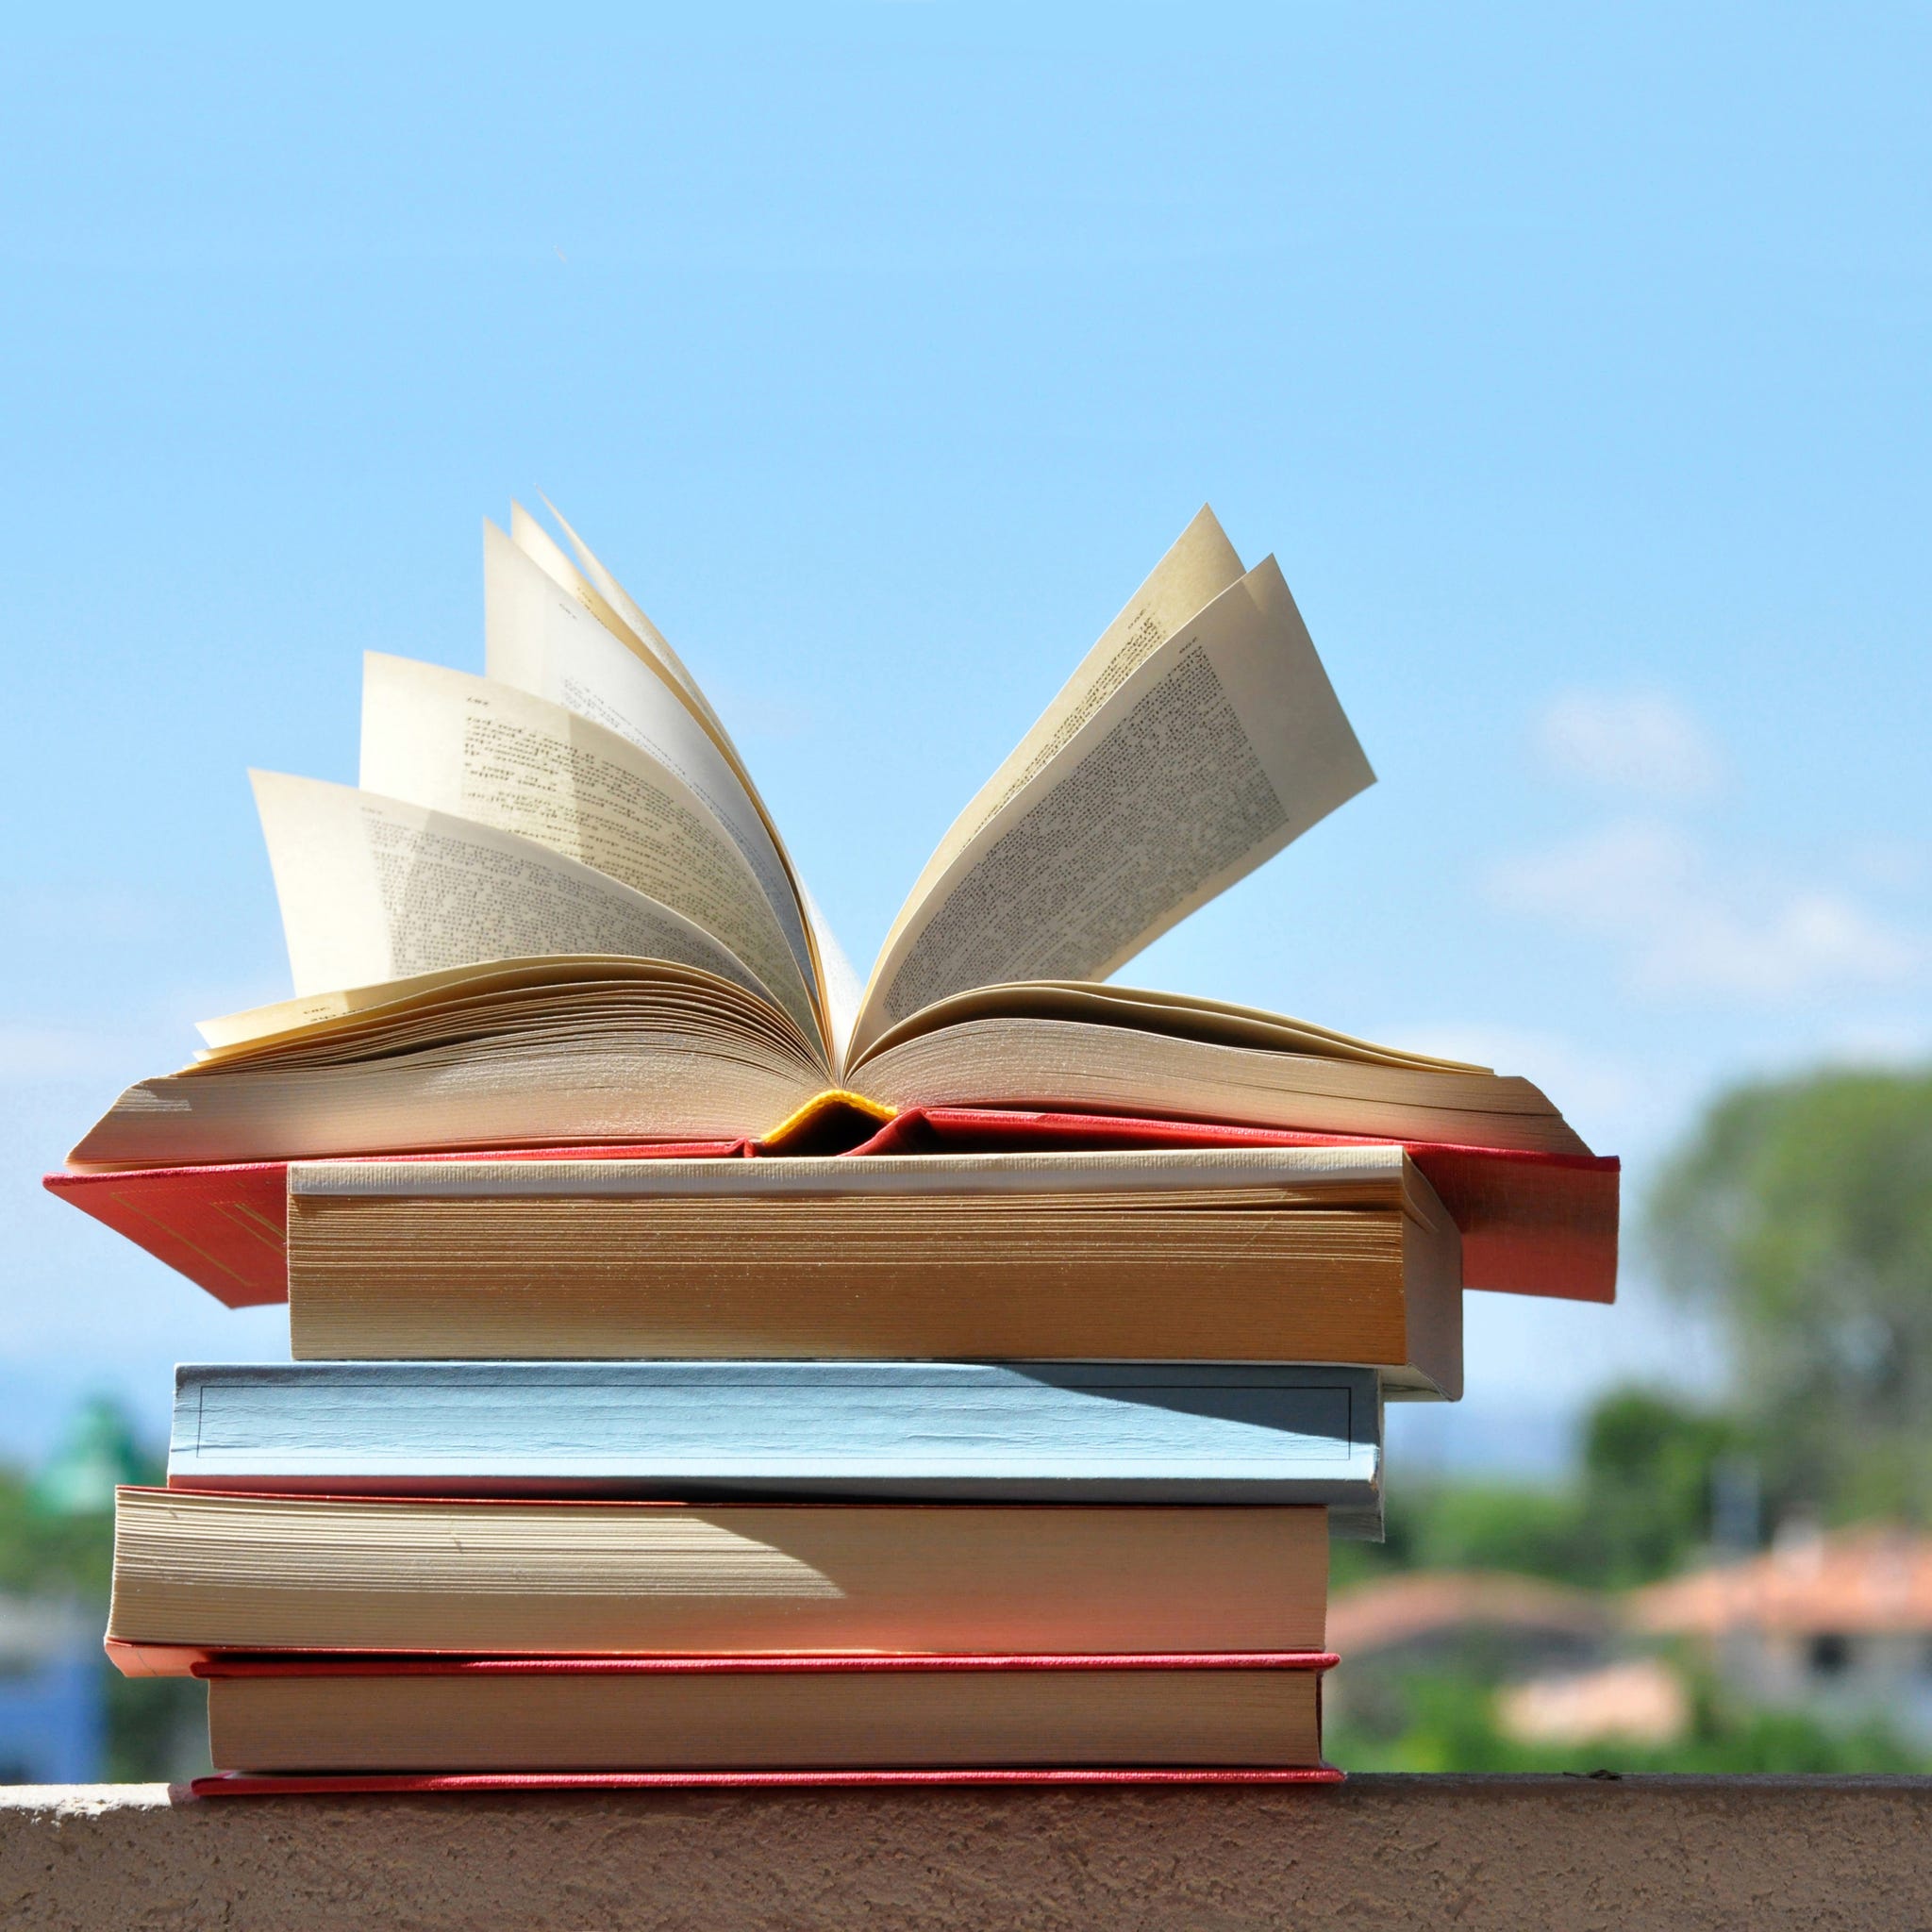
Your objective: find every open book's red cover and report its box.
[181,1650,1344,1796]
[46,1105,1617,1307]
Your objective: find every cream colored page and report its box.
[875,507,1247,973]
[250,771,773,1004]
[191,958,686,1053]
[529,498,726,738]
[482,522,821,1010]
[794,877,863,1068]
[852,980,1487,1074]
[357,654,819,1038]
[506,503,762,817]
[508,504,717,724]
[523,501,858,1058]
[848,557,1374,1058]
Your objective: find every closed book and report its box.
[109,1490,1329,1659]
[166,1360,1384,1530]
[194,1652,1338,1776]
[281,1145,1464,1396]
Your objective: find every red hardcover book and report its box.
[46,1105,1616,1307]
[181,1651,1343,1796]
[42,1139,753,1309]
[193,1766,1345,1793]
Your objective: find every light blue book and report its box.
[171,1361,1384,1535]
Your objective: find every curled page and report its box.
[249,772,773,1005]
[482,522,824,1039]
[874,508,1247,977]
[358,655,819,1038]
[524,498,732,749]
[795,877,864,1071]
[849,558,1374,1059]
[510,504,859,1058]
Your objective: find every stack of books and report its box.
[52,503,1618,1792]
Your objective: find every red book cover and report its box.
[47,1105,1617,1307]
[43,1139,753,1308]
[181,1651,1344,1796]
[193,1767,1346,1793]
[192,1651,1341,1677]
[852,1107,1619,1303]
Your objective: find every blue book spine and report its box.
[170,1361,1384,1534]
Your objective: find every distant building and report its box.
[1326,1571,1620,1737]
[1330,1569,1616,1674]
[1630,1523,1932,1744]
[1495,1657,1690,1748]
[0,1598,105,1784]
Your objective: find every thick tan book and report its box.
[108,1490,1329,1657]
[281,1145,1462,1394]
[65,503,1594,1178]
[200,1655,1331,1775]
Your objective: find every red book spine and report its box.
[193,1766,1346,1794]
[192,1651,1341,1678]
[44,1139,754,1308]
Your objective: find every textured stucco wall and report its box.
[2,1776,1928,1929]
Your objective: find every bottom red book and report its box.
[170,1652,1342,1796]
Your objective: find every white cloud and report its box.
[1486,819,1923,1003]
[1533,690,1724,801]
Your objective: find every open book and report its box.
[68,503,1591,1171]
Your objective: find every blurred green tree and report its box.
[1648,1066,1932,1523]
[1330,1387,1738,1593]
[1575,1389,1740,1584]
[1325,1665,1929,1774]
[29,1395,149,1521]
[0,1406,208,1780]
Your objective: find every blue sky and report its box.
[2,9,1926,1473]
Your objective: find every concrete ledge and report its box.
[3,1776,1929,1929]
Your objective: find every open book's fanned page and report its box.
[850,554,1374,1058]
[248,772,769,1005]
[794,877,864,1067]
[852,981,1491,1074]
[877,506,1248,956]
[54,499,1614,1310]
[187,958,792,1057]
[855,1016,1585,1155]
[357,653,818,1037]
[525,498,734,750]
[506,506,858,1058]
[482,519,829,1046]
